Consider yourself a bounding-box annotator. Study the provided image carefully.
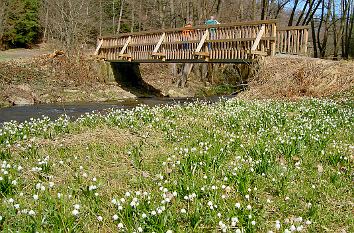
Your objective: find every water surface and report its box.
[0,96,232,124]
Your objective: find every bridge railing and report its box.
[98,20,278,62]
[276,26,309,55]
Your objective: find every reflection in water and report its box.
[0,96,233,124]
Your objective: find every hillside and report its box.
[240,56,354,100]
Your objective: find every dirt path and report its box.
[0,46,52,62]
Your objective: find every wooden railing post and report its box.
[303,29,308,55]
[270,23,276,56]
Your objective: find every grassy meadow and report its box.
[0,98,353,232]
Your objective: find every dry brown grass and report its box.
[239,55,354,99]
[36,126,137,148]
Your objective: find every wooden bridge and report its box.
[96,20,309,63]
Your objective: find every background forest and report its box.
[0,0,353,58]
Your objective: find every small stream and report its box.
[0,96,233,124]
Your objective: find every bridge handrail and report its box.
[277,25,310,31]
[97,20,309,62]
[99,19,278,39]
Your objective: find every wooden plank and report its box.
[251,25,265,51]
[100,19,278,39]
[152,52,166,56]
[277,25,311,31]
[195,30,209,53]
[94,39,103,55]
[270,23,276,56]
[153,33,166,53]
[303,29,308,54]
[119,36,131,56]
[249,50,268,56]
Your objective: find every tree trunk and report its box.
[112,0,116,33]
[99,0,102,37]
[252,0,256,20]
[117,0,125,34]
[311,19,318,57]
[131,1,135,32]
[288,0,299,26]
[261,0,268,20]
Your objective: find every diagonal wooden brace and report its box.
[152,33,166,60]
[194,30,210,60]
[94,39,103,55]
[152,33,166,54]
[119,36,132,58]
[250,25,265,53]
[195,30,209,53]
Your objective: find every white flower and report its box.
[28,210,35,216]
[117,223,124,228]
[138,227,143,232]
[246,204,252,210]
[142,213,147,218]
[290,225,296,231]
[14,204,20,209]
[305,220,311,225]
[97,216,103,221]
[57,193,61,199]
[235,229,241,233]
[89,185,97,191]
[235,202,241,208]
[180,208,186,214]
[113,214,118,220]
[251,220,256,225]
[49,182,54,188]
[74,204,80,210]
[151,210,156,215]
[72,209,79,216]
[8,198,14,203]
[93,177,97,182]
[33,194,39,200]
[166,230,173,233]
[11,180,17,185]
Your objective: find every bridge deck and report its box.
[97,20,309,63]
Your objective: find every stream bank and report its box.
[0,52,250,108]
